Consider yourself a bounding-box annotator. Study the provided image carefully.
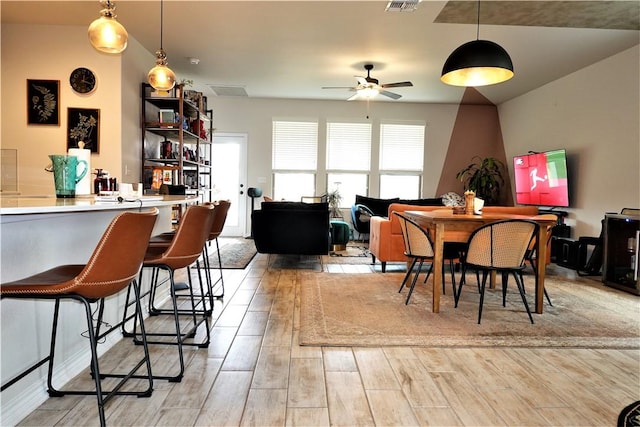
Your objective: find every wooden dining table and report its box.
[405,209,558,314]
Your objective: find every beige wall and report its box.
[499,45,640,237]
[0,23,152,195]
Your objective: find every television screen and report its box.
[513,149,569,207]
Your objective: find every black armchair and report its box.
[351,204,375,236]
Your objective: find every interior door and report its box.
[211,133,248,236]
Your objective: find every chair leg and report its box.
[406,258,429,305]
[530,256,552,306]
[511,272,534,324]
[454,264,466,307]
[477,271,489,324]
[399,258,417,294]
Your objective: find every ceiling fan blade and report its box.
[347,92,360,101]
[380,90,402,100]
[322,86,356,90]
[382,81,413,88]
[355,76,367,86]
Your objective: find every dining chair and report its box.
[394,212,459,304]
[455,219,539,324]
[0,208,158,427]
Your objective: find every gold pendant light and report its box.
[88,0,128,54]
[441,0,513,87]
[148,0,176,92]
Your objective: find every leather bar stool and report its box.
[146,200,231,314]
[199,200,231,300]
[0,208,158,427]
[123,203,215,383]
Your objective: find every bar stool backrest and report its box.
[76,208,159,299]
[209,200,231,240]
[158,204,215,270]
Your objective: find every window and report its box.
[326,121,371,207]
[272,120,318,200]
[379,122,425,199]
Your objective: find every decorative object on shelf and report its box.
[147,0,176,92]
[158,109,175,123]
[27,79,59,125]
[456,156,505,205]
[441,0,513,87]
[67,108,100,153]
[87,0,128,54]
[69,67,97,94]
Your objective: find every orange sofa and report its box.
[369,203,540,272]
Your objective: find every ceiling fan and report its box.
[322,64,413,100]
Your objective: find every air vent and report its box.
[385,0,420,12]
[208,85,248,97]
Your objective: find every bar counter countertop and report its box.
[0,194,196,215]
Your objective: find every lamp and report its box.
[148,0,176,92]
[441,0,513,87]
[87,0,128,54]
[357,86,379,99]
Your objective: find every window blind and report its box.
[380,123,424,171]
[326,122,371,171]
[272,120,318,170]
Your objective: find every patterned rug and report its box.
[299,272,640,348]
[327,243,372,264]
[210,237,257,269]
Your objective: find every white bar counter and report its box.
[0,194,197,425]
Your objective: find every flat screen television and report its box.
[513,149,570,208]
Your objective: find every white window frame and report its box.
[379,121,425,199]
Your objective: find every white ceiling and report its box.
[2,1,639,104]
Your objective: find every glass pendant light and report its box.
[148,0,176,92]
[88,0,128,54]
[441,0,513,87]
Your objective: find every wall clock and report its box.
[69,67,96,94]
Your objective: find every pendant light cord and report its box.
[160,0,164,50]
[476,0,480,40]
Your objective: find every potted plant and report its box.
[456,156,505,205]
[326,188,343,218]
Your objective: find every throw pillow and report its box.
[441,192,464,207]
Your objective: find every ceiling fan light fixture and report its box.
[357,86,380,99]
[148,0,176,91]
[441,39,514,87]
[88,0,128,54]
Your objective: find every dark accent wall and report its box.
[436,87,514,205]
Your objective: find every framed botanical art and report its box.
[27,79,60,125]
[67,108,100,153]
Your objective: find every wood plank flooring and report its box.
[16,254,640,426]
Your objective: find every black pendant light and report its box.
[441,0,513,87]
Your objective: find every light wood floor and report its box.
[17,254,640,426]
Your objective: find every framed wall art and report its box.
[27,79,60,125]
[67,107,100,153]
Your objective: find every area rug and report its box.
[326,243,372,265]
[618,400,640,426]
[298,272,640,348]
[210,238,257,269]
